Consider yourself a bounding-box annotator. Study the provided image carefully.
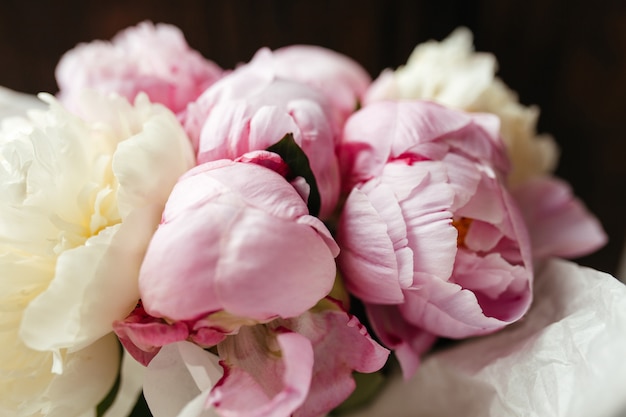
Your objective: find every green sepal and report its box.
[266,133,321,217]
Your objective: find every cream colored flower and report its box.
[0,90,194,416]
[365,27,558,186]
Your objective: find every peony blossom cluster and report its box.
[0,21,618,417]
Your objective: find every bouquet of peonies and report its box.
[1,22,625,417]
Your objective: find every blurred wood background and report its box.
[0,0,624,276]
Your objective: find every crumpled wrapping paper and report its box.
[347,258,626,417]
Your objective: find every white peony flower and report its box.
[365,27,559,186]
[0,90,194,416]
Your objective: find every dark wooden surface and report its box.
[0,0,624,275]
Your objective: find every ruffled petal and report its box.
[113,304,191,366]
[384,162,458,285]
[113,96,195,219]
[251,44,371,126]
[338,185,405,304]
[209,328,313,417]
[339,100,478,188]
[512,176,607,259]
[56,22,222,115]
[280,306,389,417]
[398,276,527,339]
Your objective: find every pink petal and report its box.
[338,185,406,304]
[439,152,482,210]
[441,113,510,174]
[285,98,340,217]
[253,44,372,127]
[279,305,389,417]
[197,102,296,164]
[453,166,505,224]
[463,220,503,252]
[398,276,529,339]
[140,161,336,321]
[383,162,458,285]
[365,303,437,379]
[113,305,189,366]
[113,304,227,366]
[339,101,477,188]
[196,98,340,218]
[234,150,290,177]
[453,250,532,313]
[209,328,313,417]
[512,176,607,259]
[56,22,222,115]
[215,210,337,320]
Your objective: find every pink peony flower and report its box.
[339,100,606,261]
[337,101,534,377]
[131,300,388,417]
[184,65,341,218]
[207,302,388,417]
[137,159,338,324]
[247,45,372,128]
[56,21,223,114]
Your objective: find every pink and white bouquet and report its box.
[1,22,625,417]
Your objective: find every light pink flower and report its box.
[247,45,372,128]
[337,101,534,377]
[207,304,388,417]
[184,66,341,218]
[56,21,222,114]
[126,301,388,417]
[138,159,338,324]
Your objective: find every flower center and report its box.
[452,217,473,248]
[202,310,269,334]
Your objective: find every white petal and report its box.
[113,102,194,219]
[44,333,120,417]
[20,206,160,355]
[144,342,222,417]
[177,389,220,417]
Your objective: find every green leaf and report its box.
[330,371,387,415]
[266,133,321,217]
